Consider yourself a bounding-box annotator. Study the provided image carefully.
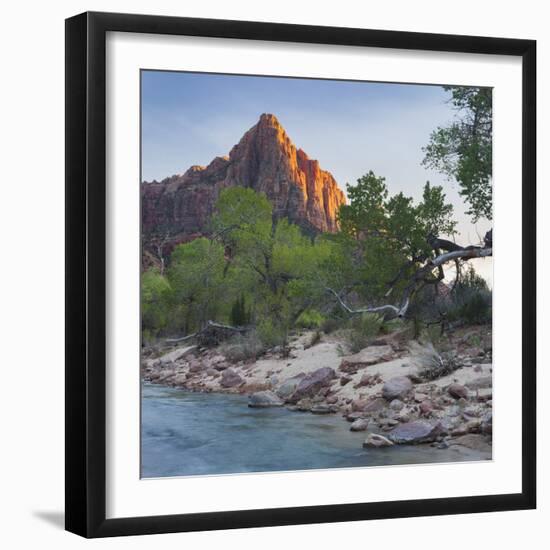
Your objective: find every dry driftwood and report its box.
[165,320,249,348]
[327,231,492,321]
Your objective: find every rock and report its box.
[363,397,388,413]
[419,400,433,415]
[450,434,492,453]
[295,398,313,412]
[465,419,482,433]
[172,373,188,386]
[326,394,338,405]
[220,368,245,388]
[476,388,493,402]
[141,113,345,269]
[448,383,469,400]
[248,390,284,408]
[389,399,404,411]
[414,392,428,403]
[387,420,443,444]
[275,374,304,400]
[481,412,493,435]
[351,398,368,412]
[363,433,394,448]
[345,412,365,422]
[206,368,219,377]
[340,375,353,386]
[350,418,370,431]
[289,367,336,402]
[465,375,492,390]
[355,372,382,388]
[382,376,413,401]
[340,345,395,373]
[158,345,197,365]
[311,404,337,414]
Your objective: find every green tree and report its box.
[141,269,172,338]
[337,172,457,303]
[422,86,493,222]
[167,237,226,332]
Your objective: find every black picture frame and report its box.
[65,11,536,538]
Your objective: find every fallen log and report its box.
[165,320,249,348]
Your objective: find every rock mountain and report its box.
[141,113,346,262]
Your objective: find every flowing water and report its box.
[141,383,489,478]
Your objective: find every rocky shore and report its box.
[141,326,493,456]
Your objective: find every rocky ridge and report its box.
[141,114,346,265]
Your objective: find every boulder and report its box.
[350,418,370,432]
[481,412,493,435]
[387,420,443,444]
[355,372,382,388]
[311,404,338,414]
[450,433,492,453]
[465,375,492,390]
[220,368,245,388]
[340,375,353,386]
[363,433,394,448]
[158,345,197,365]
[289,367,336,402]
[275,374,305,401]
[363,397,388,413]
[448,383,469,400]
[382,376,413,401]
[389,399,404,411]
[340,345,395,373]
[248,390,284,408]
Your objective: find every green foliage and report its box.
[336,171,457,306]
[345,313,383,353]
[295,309,325,329]
[445,265,491,325]
[423,86,493,222]
[257,318,288,349]
[230,294,250,327]
[167,237,226,333]
[141,269,172,338]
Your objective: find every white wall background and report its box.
[0,1,546,548]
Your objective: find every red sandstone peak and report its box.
[141,114,346,241]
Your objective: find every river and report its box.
[141,383,488,478]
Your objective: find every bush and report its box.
[320,317,341,334]
[304,330,322,349]
[295,309,325,329]
[345,313,383,353]
[220,331,265,363]
[257,319,288,349]
[458,291,491,325]
[230,294,251,327]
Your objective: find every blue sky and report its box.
[141,70,492,284]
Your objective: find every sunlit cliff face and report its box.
[141,113,346,238]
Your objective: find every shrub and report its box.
[295,309,325,329]
[220,331,265,363]
[304,330,322,349]
[320,317,341,334]
[257,319,288,349]
[345,313,383,353]
[230,294,251,327]
[458,292,491,325]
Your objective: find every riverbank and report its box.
[141,325,492,457]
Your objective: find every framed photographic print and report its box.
[65,11,536,538]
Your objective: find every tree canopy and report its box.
[422,86,492,222]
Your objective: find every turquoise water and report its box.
[141,383,487,478]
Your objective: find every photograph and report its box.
[139,70,494,478]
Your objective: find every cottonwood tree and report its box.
[422,86,492,222]
[328,171,491,320]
